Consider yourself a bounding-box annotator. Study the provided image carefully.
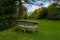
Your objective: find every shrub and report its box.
[0,0,17,31]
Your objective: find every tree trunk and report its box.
[19,0,23,19]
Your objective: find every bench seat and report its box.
[17,20,38,33]
[18,25,37,28]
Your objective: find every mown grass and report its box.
[0,20,60,40]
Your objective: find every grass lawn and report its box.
[0,20,60,40]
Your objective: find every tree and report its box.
[29,8,43,19]
[0,0,17,30]
[47,3,60,20]
[16,0,27,19]
[38,7,48,19]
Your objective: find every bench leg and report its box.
[24,28,26,33]
[33,28,34,33]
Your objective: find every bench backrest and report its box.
[17,20,38,28]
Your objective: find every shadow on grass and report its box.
[13,27,44,40]
[0,26,16,32]
[14,27,34,34]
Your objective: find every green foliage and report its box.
[0,0,17,30]
[29,8,42,19]
[21,11,27,19]
[29,7,48,19]
[0,0,16,14]
[47,3,60,20]
[38,7,48,19]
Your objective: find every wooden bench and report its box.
[17,20,38,33]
